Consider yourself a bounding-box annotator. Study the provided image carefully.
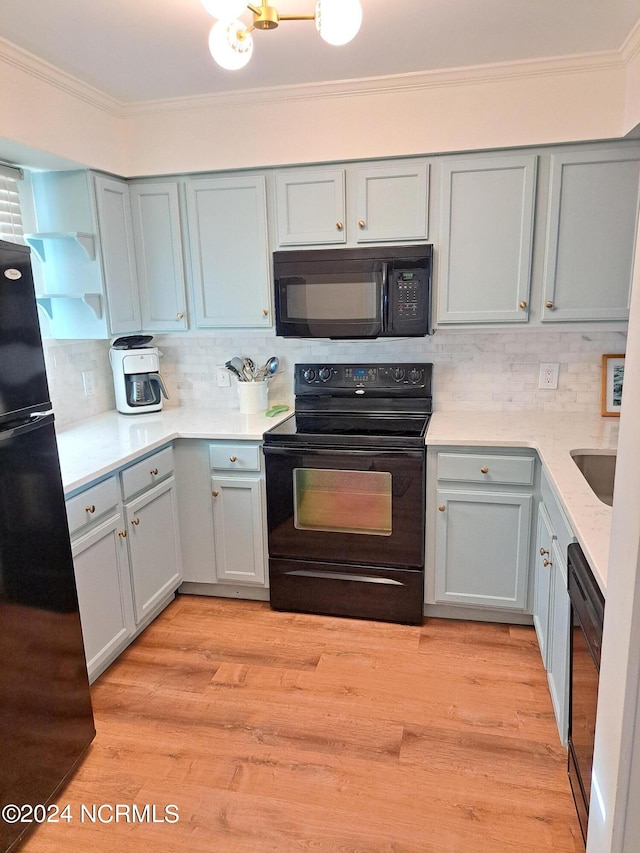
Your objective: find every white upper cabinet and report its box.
[94,174,142,334]
[185,175,272,328]
[437,154,537,324]
[274,161,429,247]
[275,169,347,246]
[354,162,429,243]
[541,148,640,322]
[130,181,188,331]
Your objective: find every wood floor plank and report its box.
[20,595,583,852]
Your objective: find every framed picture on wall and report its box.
[602,354,625,417]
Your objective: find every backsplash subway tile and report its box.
[44,328,627,426]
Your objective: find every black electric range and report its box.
[263,362,432,450]
[262,363,432,625]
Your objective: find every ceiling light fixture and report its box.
[201,0,363,70]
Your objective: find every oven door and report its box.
[264,445,425,568]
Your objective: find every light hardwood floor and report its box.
[22,595,583,852]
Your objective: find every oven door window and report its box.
[293,468,392,536]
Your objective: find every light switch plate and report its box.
[82,370,95,397]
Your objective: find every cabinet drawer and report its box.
[66,476,119,537]
[209,442,261,472]
[121,446,175,500]
[437,452,535,486]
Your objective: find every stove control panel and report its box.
[295,363,433,395]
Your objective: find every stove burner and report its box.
[264,362,433,450]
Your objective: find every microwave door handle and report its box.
[381,262,388,331]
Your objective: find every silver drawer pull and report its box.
[229,456,237,463]
[480,466,489,474]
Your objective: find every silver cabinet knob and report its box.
[85,504,96,514]
[177,312,184,319]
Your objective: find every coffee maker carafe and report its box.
[110,337,169,415]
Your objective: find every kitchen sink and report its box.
[571,451,617,507]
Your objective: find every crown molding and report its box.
[621,16,640,64]
[0,37,122,116]
[122,50,625,116]
[0,33,628,120]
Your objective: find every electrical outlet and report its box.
[539,362,559,390]
[216,366,231,388]
[82,370,95,397]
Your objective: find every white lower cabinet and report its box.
[546,539,571,745]
[211,476,266,585]
[430,449,536,612]
[532,471,575,745]
[71,512,134,682]
[67,446,182,682]
[175,439,268,595]
[125,477,182,623]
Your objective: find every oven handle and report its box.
[263,446,423,458]
[283,568,403,585]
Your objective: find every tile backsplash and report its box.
[44,328,628,427]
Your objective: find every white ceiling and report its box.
[1,0,640,103]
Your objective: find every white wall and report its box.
[0,37,634,178]
[123,60,627,176]
[586,206,640,852]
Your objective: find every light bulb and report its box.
[208,19,253,70]
[201,0,247,18]
[315,0,362,46]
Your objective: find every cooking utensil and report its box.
[265,356,279,376]
[243,357,256,381]
[255,356,279,380]
[225,359,245,382]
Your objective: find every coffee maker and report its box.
[110,336,169,415]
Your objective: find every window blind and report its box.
[0,177,25,244]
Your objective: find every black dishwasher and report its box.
[567,542,605,845]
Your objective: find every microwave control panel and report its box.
[389,268,429,328]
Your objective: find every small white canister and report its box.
[237,381,269,414]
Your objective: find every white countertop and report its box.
[55,407,292,495]
[427,411,619,594]
[57,406,617,596]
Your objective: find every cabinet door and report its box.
[72,514,134,682]
[547,539,570,746]
[435,488,532,609]
[437,155,537,324]
[186,176,271,327]
[275,169,346,245]
[130,182,187,331]
[125,477,183,624]
[355,163,429,243]
[533,502,554,667]
[211,475,266,585]
[94,175,142,334]
[542,148,640,322]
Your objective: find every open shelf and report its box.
[25,232,96,262]
[36,293,103,320]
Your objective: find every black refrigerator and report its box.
[0,239,95,853]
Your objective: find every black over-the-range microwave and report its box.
[273,244,433,339]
